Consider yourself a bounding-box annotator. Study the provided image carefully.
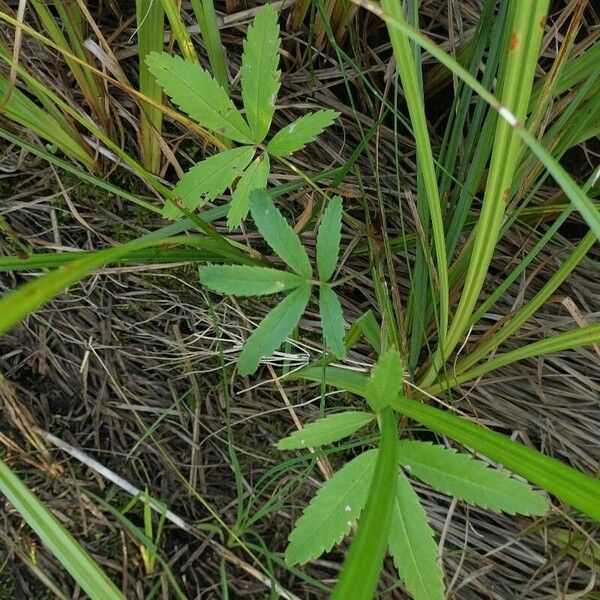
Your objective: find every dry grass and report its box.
[1,0,599,597]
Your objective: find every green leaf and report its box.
[332,408,399,600]
[165,146,255,218]
[390,394,600,521]
[294,366,600,522]
[388,470,445,600]
[316,195,343,281]
[276,411,374,450]
[240,4,280,142]
[364,349,403,410]
[0,459,124,600]
[249,189,312,278]
[398,441,548,515]
[319,285,346,359]
[285,450,377,566]
[146,52,253,143]
[267,110,340,158]
[227,153,270,228]
[238,283,312,375]
[199,265,303,296]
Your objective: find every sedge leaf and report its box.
[319,285,346,358]
[199,265,303,296]
[241,4,280,142]
[316,195,343,281]
[165,146,255,218]
[276,411,374,450]
[227,153,270,228]
[249,189,312,278]
[267,109,340,157]
[285,449,377,566]
[388,470,445,600]
[146,52,253,143]
[238,283,311,375]
[398,441,548,515]
[364,349,403,410]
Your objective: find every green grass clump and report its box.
[0,1,599,598]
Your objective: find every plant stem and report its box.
[331,407,399,600]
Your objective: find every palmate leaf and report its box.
[199,265,303,296]
[165,146,255,218]
[388,470,445,600]
[319,285,346,358]
[249,190,312,278]
[295,366,600,521]
[241,4,280,142]
[227,153,270,228]
[285,449,377,566]
[146,52,253,143]
[364,349,403,410]
[267,109,340,158]
[398,441,548,515]
[316,195,343,281]
[238,283,311,375]
[276,411,374,450]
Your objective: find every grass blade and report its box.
[432,1,549,375]
[159,0,198,63]
[0,459,124,599]
[189,0,229,91]
[332,407,399,599]
[0,72,93,167]
[381,0,449,348]
[430,323,600,394]
[136,0,165,173]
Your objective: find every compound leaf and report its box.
[146,52,253,143]
[238,283,311,375]
[227,153,270,228]
[267,109,339,158]
[320,285,346,359]
[199,265,303,296]
[285,449,377,566]
[165,146,255,218]
[241,4,280,142]
[398,441,548,515]
[388,470,445,600]
[364,349,403,411]
[249,189,312,278]
[316,195,343,281]
[276,411,374,450]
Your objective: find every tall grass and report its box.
[0,0,599,597]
